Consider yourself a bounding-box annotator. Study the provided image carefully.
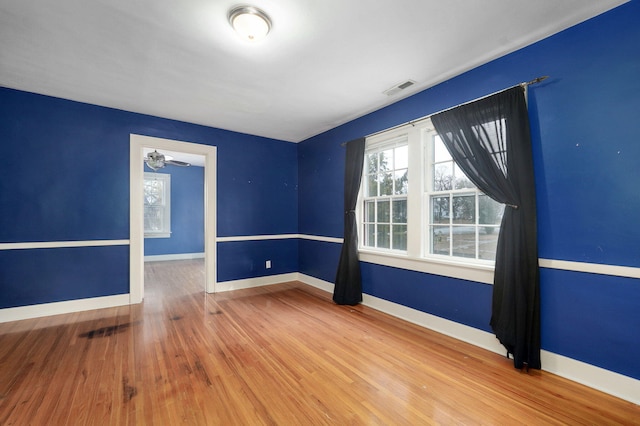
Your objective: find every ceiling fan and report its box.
[144,150,191,171]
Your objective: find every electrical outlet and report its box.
[266,260,271,269]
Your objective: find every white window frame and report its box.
[144,172,171,238]
[357,119,496,284]
[361,133,409,253]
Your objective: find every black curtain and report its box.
[333,137,366,305]
[431,86,540,369]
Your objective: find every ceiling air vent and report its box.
[383,80,417,96]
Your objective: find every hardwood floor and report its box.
[1,259,638,425]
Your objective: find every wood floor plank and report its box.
[0,259,638,425]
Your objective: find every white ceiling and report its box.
[0,0,628,143]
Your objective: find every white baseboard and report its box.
[0,294,131,324]
[215,273,299,293]
[297,274,640,406]
[539,349,640,405]
[296,273,335,293]
[144,252,205,262]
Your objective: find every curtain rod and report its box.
[342,75,549,145]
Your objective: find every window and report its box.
[362,136,408,251]
[358,119,504,268]
[144,172,171,238]
[426,134,504,261]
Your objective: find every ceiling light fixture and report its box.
[144,150,191,171]
[228,5,272,42]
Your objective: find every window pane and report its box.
[479,226,500,261]
[454,163,474,189]
[394,169,408,194]
[365,224,375,247]
[433,135,451,163]
[367,174,377,197]
[377,225,390,249]
[430,225,449,255]
[144,206,164,231]
[365,200,375,222]
[379,150,393,172]
[479,194,504,225]
[452,226,476,258]
[475,119,506,148]
[433,163,453,191]
[431,196,449,224]
[395,145,408,169]
[392,225,407,251]
[377,199,390,223]
[366,153,378,174]
[380,172,393,195]
[144,180,163,205]
[392,199,407,223]
[452,194,475,224]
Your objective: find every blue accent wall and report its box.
[298,239,342,283]
[540,269,640,379]
[0,245,129,308]
[298,137,344,238]
[0,87,298,309]
[217,239,298,282]
[0,92,130,242]
[217,134,298,238]
[361,263,493,332]
[298,1,640,380]
[144,166,205,256]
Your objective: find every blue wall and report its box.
[298,1,640,380]
[0,88,299,308]
[0,246,129,309]
[144,166,205,256]
[218,239,298,282]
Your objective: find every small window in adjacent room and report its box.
[144,172,171,238]
[362,135,409,252]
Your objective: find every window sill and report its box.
[358,249,494,285]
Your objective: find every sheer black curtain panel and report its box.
[333,137,366,305]
[431,86,540,369]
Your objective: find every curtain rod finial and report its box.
[525,76,549,86]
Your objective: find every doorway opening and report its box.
[130,134,217,303]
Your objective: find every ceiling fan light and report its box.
[228,6,271,42]
[146,150,166,171]
[146,159,165,171]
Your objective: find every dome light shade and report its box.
[228,6,272,42]
[146,150,166,171]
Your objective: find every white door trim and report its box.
[130,134,217,303]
